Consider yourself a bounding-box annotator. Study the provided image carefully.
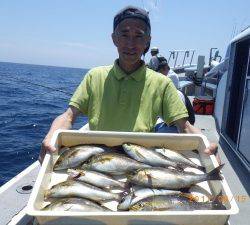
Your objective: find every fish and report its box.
[81,152,151,175]
[43,198,111,212]
[58,146,71,155]
[127,164,224,189]
[118,188,180,211]
[44,180,120,203]
[122,143,182,170]
[130,194,226,211]
[53,145,108,170]
[67,168,126,189]
[155,148,205,172]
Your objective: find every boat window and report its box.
[225,38,250,143]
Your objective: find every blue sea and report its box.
[0,62,88,186]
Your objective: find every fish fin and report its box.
[123,182,132,193]
[67,169,83,180]
[179,187,190,193]
[176,165,185,172]
[197,165,206,172]
[134,149,147,160]
[206,164,224,181]
[192,149,199,154]
[145,172,159,187]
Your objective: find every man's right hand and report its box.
[38,106,81,164]
[39,138,57,164]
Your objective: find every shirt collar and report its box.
[112,59,146,81]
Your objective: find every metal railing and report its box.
[167,49,196,69]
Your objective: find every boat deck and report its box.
[0,114,249,225]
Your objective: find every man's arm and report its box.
[175,118,220,164]
[39,106,81,162]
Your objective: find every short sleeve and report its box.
[168,73,180,89]
[69,72,91,115]
[162,81,188,125]
[148,56,159,70]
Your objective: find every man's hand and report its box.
[175,119,221,164]
[39,138,57,164]
[38,106,81,164]
[204,142,221,165]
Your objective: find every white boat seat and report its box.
[201,82,217,97]
[202,82,217,90]
[184,67,197,72]
[184,65,210,73]
[179,80,194,91]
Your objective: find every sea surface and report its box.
[0,61,88,186]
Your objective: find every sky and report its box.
[0,0,250,69]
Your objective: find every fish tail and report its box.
[117,192,127,201]
[211,192,227,210]
[206,164,224,181]
[121,181,133,193]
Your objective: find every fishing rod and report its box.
[0,74,73,96]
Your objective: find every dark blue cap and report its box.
[113,6,151,33]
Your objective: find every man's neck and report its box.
[118,59,143,74]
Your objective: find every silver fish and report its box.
[67,169,126,189]
[127,165,224,189]
[118,188,180,211]
[82,152,151,175]
[130,194,226,211]
[155,148,205,172]
[44,180,120,203]
[122,143,182,170]
[53,145,108,170]
[43,198,110,212]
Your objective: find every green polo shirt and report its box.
[69,61,188,132]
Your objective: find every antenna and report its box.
[230,22,237,40]
[141,0,145,10]
[155,0,158,7]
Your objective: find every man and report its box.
[40,6,218,162]
[156,56,180,89]
[153,56,195,131]
[148,47,160,71]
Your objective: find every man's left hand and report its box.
[204,142,221,165]
[175,119,221,165]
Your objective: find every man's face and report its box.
[112,18,150,65]
[151,51,157,56]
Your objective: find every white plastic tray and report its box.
[27,130,239,225]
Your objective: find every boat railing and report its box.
[167,49,196,72]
